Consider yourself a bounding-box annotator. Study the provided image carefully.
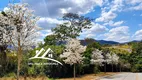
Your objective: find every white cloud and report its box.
[37,17,63,29]
[23,0,104,18]
[95,10,117,22]
[122,0,142,11]
[104,26,130,43]
[140,14,142,16]
[133,29,142,40]
[91,23,108,33]
[125,0,142,5]
[81,23,108,38]
[95,0,125,23]
[84,23,108,34]
[86,34,96,38]
[39,17,63,24]
[129,3,142,10]
[111,0,124,12]
[19,0,141,42]
[104,21,124,27]
[110,21,124,26]
[36,30,53,42]
[22,0,105,34]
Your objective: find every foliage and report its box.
[20,44,64,77]
[0,52,17,77]
[82,41,102,74]
[130,41,142,72]
[87,42,102,50]
[44,35,58,45]
[1,2,142,79]
[52,13,92,41]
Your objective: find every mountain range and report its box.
[80,39,141,46]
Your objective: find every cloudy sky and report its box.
[0,0,142,43]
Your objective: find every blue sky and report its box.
[0,0,142,43]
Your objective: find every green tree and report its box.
[87,42,102,50]
[52,13,92,42]
[21,44,64,78]
[130,41,142,72]
[44,34,57,46]
[82,41,102,74]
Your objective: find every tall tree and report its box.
[3,3,40,80]
[90,49,104,75]
[52,13,92,42]
[60,38,86,80]
[0,11,13,74]
[102,48,111,73]
[110,53,119,72]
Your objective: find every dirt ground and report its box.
[0,72,117,80]
[0,76,48,80]
[59,72,117,80]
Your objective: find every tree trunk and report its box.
[104,63,106,73]
[119,64,121,72]
[0,46,7,74]
[2,50,7,73]
[115,65,116,72]
[112,64,113,72]
[17,37,22,80]
[94,65,97,76]
[73,64,76,80]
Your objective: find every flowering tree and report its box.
[60,38,86,80]
[1,3,40,80]
[105,53,112,63]
[103,52,112,73]
[0,11,13,73]
[90,49,104,74]
[110,53,119,72]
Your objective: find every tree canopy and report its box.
[52,13,92,41]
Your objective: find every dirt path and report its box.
[59,72,117,80]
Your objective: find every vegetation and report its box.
[52,13,92,42]
[0,2,142,80]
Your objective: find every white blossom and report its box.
[90,49,104,66]
[0,3,40,50]
[111,53,119,65]
[105,53,112,64]
[0,11,11,46]
[104,52,119,65]
[60,38,86,65]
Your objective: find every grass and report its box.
[103,44,132,54]
[0,72,117,80]
[0,76,49,80]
